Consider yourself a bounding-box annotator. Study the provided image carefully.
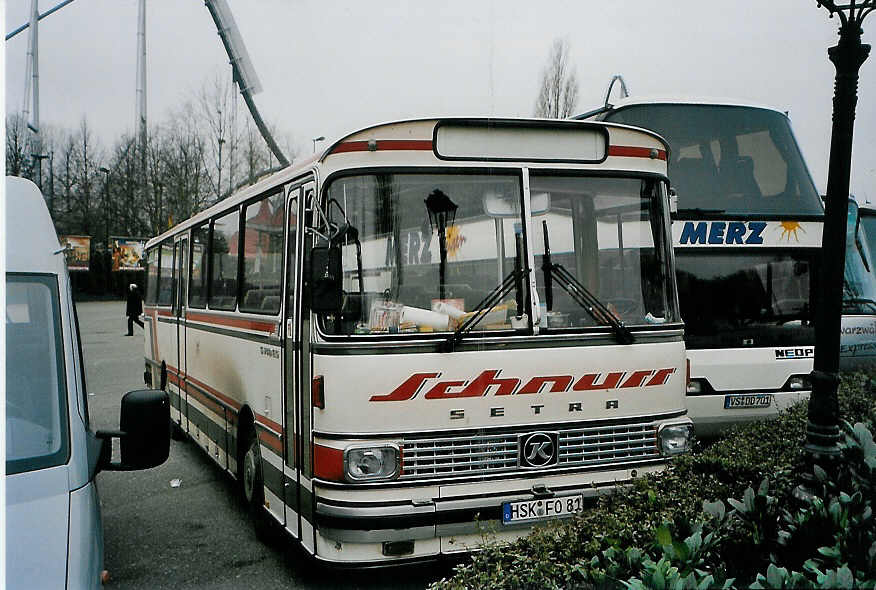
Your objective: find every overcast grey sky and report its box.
[4,0,875,200]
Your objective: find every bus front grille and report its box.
[400,422,660,479]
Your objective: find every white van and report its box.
[5,177,170,589]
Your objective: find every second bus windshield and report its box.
[603,104,822,216]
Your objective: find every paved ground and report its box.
[80,301,454,589]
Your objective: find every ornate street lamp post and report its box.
[425,189,458,301]
[805,1,873,480]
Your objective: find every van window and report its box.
[157,241,175,306]
[240,193,284,314]
[209,208,240,310]
[145,247,159,304]
[6,274,70,475]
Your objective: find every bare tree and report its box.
[6,114,34,177]
[197,75,240,202]
[534,38,579,119]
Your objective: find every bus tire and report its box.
[241,426,274,541]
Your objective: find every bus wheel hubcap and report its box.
[244,444,256,502]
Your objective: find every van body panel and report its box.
[67,481,105,590]
[5,466,71,589]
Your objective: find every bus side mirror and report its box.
[310,245,343,313]
[97,389,170,471]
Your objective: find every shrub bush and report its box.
[431,373,876,590]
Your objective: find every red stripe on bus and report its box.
[313,444,345,482]
[255,413,282,433]
[156,308,173,317]
[608,145,667,161]
[330,139,433,155]
[184,373,243,411]
[188,386,226,418]
[258,429,284,455]
[185,311,277,334]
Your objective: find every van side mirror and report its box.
[310,245,343,313]
[97,389,170,471]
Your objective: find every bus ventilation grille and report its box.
[399,422,660,479]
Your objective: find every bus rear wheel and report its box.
[241,425,274,541]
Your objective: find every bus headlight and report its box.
[787,375,812,390]
[658,424,693,456]
[344,445,400,482]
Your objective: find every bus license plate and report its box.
[724,394,772,409]
[502,495,584,525]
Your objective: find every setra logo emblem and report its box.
[519,432,559,468]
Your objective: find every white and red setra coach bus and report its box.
[142,117,692,565]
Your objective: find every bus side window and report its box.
[156,241,175,306]
[209,208,240,311]
[145,247,159,304]
[240,192,285,315]
[189,223,210,309]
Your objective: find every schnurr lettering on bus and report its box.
[775,347,815,360]
[678,221,766,245]
[369,368,676,402]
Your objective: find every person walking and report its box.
[125,283,144,336]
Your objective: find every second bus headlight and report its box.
[344,445,400,482]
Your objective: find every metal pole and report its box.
[100,167,111,294]
[804,17,871,479]
[6,0,77,41]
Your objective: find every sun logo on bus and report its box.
[777,221,804,242]
[445,225,466,259]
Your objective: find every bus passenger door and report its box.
[175,235,190,433]
[282,184,302,540]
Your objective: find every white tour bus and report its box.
[841,196,876,369]
[578,98,823,437]
[141,117,692,565]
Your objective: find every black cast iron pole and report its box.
[806,2,872,477]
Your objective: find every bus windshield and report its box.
[858,208,876,267]
[5,274,70,475]
[845,201,876,314]
[323,171,677,336]
[676,252,815,349]
[603,104,822,216]
[529,174,678,329]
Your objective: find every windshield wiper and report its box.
[546,263,635,344]
[843,296,876,312]
[441,233,528,352]
[541,221,633,344]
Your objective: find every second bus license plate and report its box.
[502,494,584,525]
[724,393,773,409]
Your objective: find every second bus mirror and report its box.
[310,245,343,313]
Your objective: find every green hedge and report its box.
[431,373,876,590]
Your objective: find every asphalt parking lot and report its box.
[80,300,453,589]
